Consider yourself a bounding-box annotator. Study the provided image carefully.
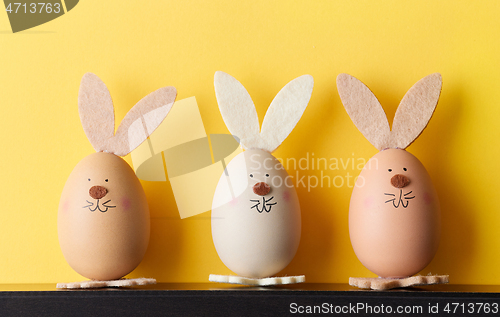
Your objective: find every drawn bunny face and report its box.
[337,73,442,278]
[213,149,295,212]
[58,73,176,281]
[211,71,313,278]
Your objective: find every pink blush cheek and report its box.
[364,197,374,208]
[61,200,70,213]
[229,197,238,206]
[423,192,433,205]
[282,190,290,202]
[122,197,131,210]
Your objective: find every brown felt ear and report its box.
[391,73,442,149]
[337,74,391,151]
[78,73,115,152]
[107,86,177,156]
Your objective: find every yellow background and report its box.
[0,0,498,284]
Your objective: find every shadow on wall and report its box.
[419,80,475,280]
[274,82,354,282]
[131,181,186,281]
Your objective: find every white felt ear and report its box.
[337,74,391,151]
[78,73,115,152]
[214,71,260,149]
[108,86,177,156]
[260,75,314,152]
[391,73,442,149]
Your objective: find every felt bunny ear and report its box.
[337,74,391,151]
[107,86,177,156]
[78,72,177,156]
[214,71,260,149]
[78,73,115,152]
[391,73,442,149]
[260,75,314,152]
[214,71,313,152]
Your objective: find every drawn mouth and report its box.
[384,190,415,208]
[82,199,116,213]
[250,196,277,213]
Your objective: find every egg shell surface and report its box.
[58,152,150,280]
[349,149,440,278]
[212,149,301,278]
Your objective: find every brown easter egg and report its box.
[349,149,440,278]
[58,152,150,280]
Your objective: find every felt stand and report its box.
[209,274,305,286]
[56,277,156,289]
[349,275,449,290]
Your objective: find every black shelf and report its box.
[1,283,499,316]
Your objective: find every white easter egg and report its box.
[211,149,301,278]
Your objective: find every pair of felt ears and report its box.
[78,73,177,157]
[214,71,314,153]
[337,73,442,151]
[215,72,442,153]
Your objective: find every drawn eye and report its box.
[403,168,407,171]
[88,178,91,181]
[265,174,270,177]
[388,169,392,172]
[249,174,254,178]
[105,179,109,182]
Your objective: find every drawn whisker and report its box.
[250,196,277,213]
[102,200,116,208]
[384,189,413,209]
[254,203,264,213]
[82,200,94,208]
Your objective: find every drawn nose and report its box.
[89,185,107,199]
[391,174,410,188]
[253,182,271,196]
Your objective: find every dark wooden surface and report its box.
[0,283,499,316]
